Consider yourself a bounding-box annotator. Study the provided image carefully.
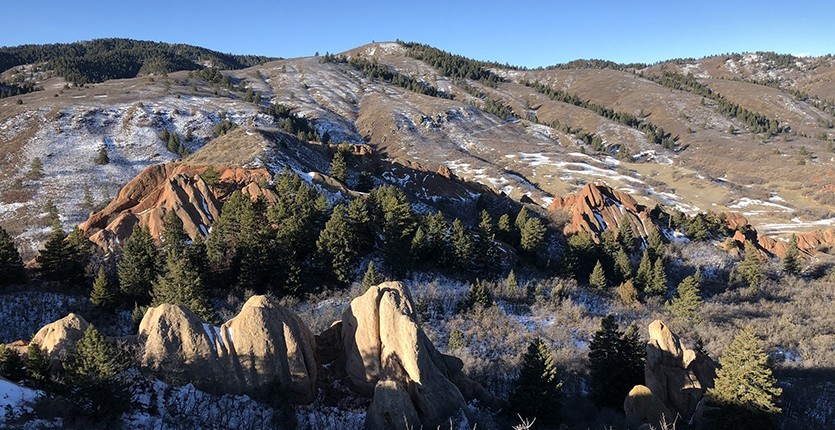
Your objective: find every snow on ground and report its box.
[758,217,835,235]
[728,197,793,212]
[0,378,38,424]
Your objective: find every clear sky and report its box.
[2,0,832,68]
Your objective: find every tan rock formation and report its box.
[638,320,716,425]
[137,295,317,404]
[30,313,89,363]
[549,182,656,243]
[337,281,488,429]
[624,385,674,427]
[79,162,276,250]
[364,380,421,430]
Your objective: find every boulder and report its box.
[365,380,421,430]
[30,313,89,363]
[624,385,674,427]
[640,320,717,425]
[136,295,317,404]
[341,281,468,428]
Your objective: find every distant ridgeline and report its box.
[0,38,277,85]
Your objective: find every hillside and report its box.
[0,40,834,430]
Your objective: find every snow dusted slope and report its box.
[0,377,38,424]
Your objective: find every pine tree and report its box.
[81,186,96,212]
[514,208,528,236]
[647,229,665,259]
[200,165,221,188]
[520,216,546,253]
[563,232,599,278]
[738,241,763,290]
[25,343,50,385]
[316,204,360,285]
[462,280,491,310]
[782,234,801,275]
[636,248,653,289]
[161,210,188,257]
[0,226,24,287]
[0,343,25,381]
[706,327,782,430]
[614,248,632,283]
[506,269,519,289]
[152,250,212,321]
[37,224,85,284]
[510,338,563,427]
[589,259,607,290]
[666,275,703,323]
[589,315,645,409]
[475,210,500,273]
[450,219,474,271]
[28,157,43,180]
[329,150,348,183]
[497,213,512,242]
[90,267,117,309]
[617,217,635,252]
[94,146,109,165]
[361,261,383,291]
[118,226,158,304]
[646,258,667,296]
[66,326,129,419]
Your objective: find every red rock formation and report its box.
[79,162,276,250]
[549,182,657,241]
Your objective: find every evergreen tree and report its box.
[90,267,117,309]
[782,234,801,275]
[520,216,546,253]
[509,338,563,427]
[647,228,664,259]
[37,224,86,285]
[316,204,360,285]
[514,207,528,237]
[66,326,129,419]
[617,217,635,252]
[497,213,512,242]
[0,226,24,287]
[25,343,50,385]
[329,150,348,183]
[368,186,415,270]
[588,315,645,409]
[0,344,25,381]
[506,269,519,289]
[475,210,500,273]
[94,146,109,165]
[200,165,221,188]
[738,241,763,290]
[706,327,782,430]
[614,248,632,284]
[636,248,653,290]
[81,186,95,212]
[562,232,599,279]
[450,219,474,271]
[589,259,607,290]
[646,258,667,296]
[462,280,491,310]
[118,226,158,304]
[152,249,212,321]
[161,210,188,257]
[666,275,703,323]
[28,157,43,180]
[361,261,384,291]
[44,200,60,226]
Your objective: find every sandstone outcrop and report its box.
[137,295,317,404]
[79,162,276,250]
[627,320,716,426]
[725,212,835,259]
[325,281,501,430]
[549,182,656,244]
[30,313,89,364]
[624,385,674,427]
[364,380,421,430]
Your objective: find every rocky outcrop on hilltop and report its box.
[724,213,835,259]
[625,320,716,427]
[549,182,657,243]
[137,296,318,404]
[78,162,276,249]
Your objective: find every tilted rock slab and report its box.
[632,320,716,426]
[138,295,317,404]
[340,281,484,430]
[30,313,89,365]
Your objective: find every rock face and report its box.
[624,385,674,426]
[79,162,275,250]
[629,320,716,426]
[137,295,317,404]
[30,313,89,364]
[549,182,656,243]
[364,380,421,430]
[328,281,500,430]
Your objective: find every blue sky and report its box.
[2,1,832,67]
